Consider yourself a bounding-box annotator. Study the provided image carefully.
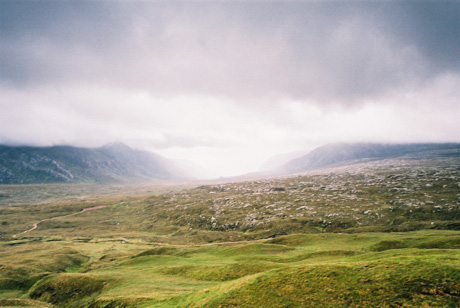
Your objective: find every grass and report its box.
[28,273,104,305]
[0,155,459,307]
[2,231,459,307]
[199,259,460,307]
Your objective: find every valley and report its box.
[1,150,459,307]
[3,0,460,306]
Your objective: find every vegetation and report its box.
[1,154,459,307]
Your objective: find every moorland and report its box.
[1,149,460,307]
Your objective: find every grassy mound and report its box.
[200,261,460,307]
[0,246,89,291]
[217,243,294,256]
[0,297,53,307]
[28,273,104,305]
[0,273,48,291]
[368,240,408,252]
[135,247,185,257]
[162,262,278,281]
[368,235,460,251]
[415,237,460,249]
[87,297,147,308]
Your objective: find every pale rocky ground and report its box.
[148,151,460,234]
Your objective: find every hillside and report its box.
[280,142,460,174]
[0,143,188,184]
[1,148,459,307]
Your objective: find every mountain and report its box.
[280,142,460,174]
[258,150,310,172]
[0,143,189,184]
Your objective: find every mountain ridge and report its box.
[0,143,189,184]
[280,142,460,174]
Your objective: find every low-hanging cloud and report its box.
[2,2,459,103]
[1,1,459,177]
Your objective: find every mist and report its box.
[1,1,459,178]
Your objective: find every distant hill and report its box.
[258,150,310,172]
[280,143,460,174]
[0,143,189,184]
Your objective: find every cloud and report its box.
[2,72,459,177]
[1,1,459,177]
[2,2,459,103]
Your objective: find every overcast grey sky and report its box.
[1,1,460,177]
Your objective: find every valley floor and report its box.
[1,154,459,307]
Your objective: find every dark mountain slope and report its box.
[0,143,188,184]
[281,143,460,174]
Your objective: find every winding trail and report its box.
[12,203,274,247]
[12,205,108,238]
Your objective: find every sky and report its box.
[1,1,460,178]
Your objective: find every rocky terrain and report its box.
[145,149,460,239]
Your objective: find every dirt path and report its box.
[12,205,108,238]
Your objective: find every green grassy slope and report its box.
[1,232,459,307]
[0,154,459,307]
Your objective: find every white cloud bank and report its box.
[1,72,459,178]
[1,2,459,178]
